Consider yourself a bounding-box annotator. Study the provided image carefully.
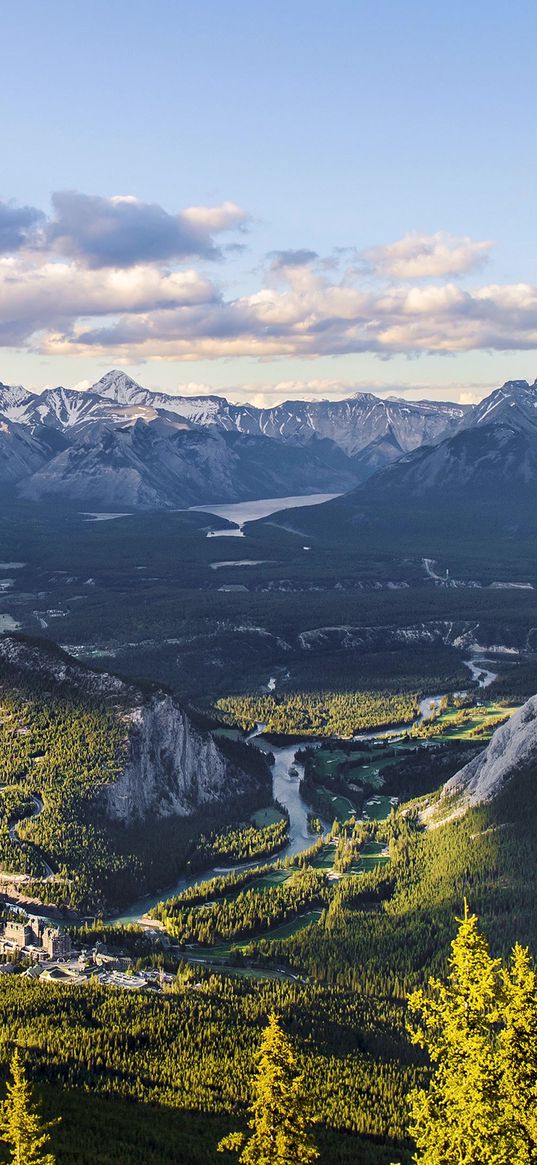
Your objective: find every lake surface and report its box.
[190,492,340,536]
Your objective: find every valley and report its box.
[1,373,537,1165]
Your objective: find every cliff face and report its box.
[105,693,254,823]
[0,635,267,826]
[438,694,537,811]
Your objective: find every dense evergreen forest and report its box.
[2,757,537,1163]
[1,496,537,704]
[216,690,420,736]
[0,667,133,910]
[188,814,289,867]
[0,655,273,913]
[1,499,537,1162]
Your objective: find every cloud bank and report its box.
[0,191,535,363]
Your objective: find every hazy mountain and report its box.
[0,418,67,484]
[0,382,37,423]
[20,418,359,509]
[0,382,176,432]
[2,369,537,511]
[354,423,537,500]
[265,421,537,550]
[90,370,225,426]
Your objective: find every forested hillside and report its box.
[0,638,271,912]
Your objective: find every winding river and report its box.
[4,656,500,926]
[114,736,316,924]
[115,678,469,925]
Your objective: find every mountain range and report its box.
[0,370,536,511]
[270,378,537,544]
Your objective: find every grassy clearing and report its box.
[313,785,357,823]
[245,909,323,942]
[362,796,396,822]
[249,869,290,890]
[413,701,518,744]
[251,806,286,828]
[353,840,389,872]
[310,843,337,870]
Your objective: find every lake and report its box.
[190,492,340,536]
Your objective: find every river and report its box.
[115,687,452,924]
[114,735,316,924]
[463,657,498,688]
[5,670,498,927]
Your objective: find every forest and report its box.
[0,656,273,913]
[188,813,289,868]
[2,755,537,1163]
[0,501,536,1162]
[0,668,133,910]
[216,689,420,737]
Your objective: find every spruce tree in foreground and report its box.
[0,1049,57,1165]
[402,904,537,1165]
[218,1011,319,1164]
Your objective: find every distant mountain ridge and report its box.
[89,369,468,459]
[0,371,535,510]
[457,379,537,437]
[259,378,537,543]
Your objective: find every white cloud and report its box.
[0,195,533,367]
[363,232,493,280]
[181,201,248,233]
[0,257,216,345]
[34,273,537,362]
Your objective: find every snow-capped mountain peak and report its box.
[0,382,37,423]
[457,379,537,436]
[89,370,147,405]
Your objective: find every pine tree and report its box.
[406,902,514,1165]
[390,911,537,1165]
[0,1049,58,1165]
[218,1012,319,1165]
[498,943,537,1161]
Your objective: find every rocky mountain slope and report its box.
[347,423,537,501]
[436,693,537,812]
[0,634,268,825]
[457,379,537,437]
[91,369,467,458]
[276,383,537,546]
[19,419,358,509]
[0,419,67,484]
[1,371,536,511]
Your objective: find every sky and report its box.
[1,0,537,405]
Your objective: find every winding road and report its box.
[3,789,55,878]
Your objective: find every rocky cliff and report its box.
[105,692,257,823]
[0,635,268,826]
[437,694,537,812]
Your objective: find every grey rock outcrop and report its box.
[439,694,537,810]
[0,635,267,826]
[104,692,254,823]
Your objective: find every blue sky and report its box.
[1,0,537,402]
